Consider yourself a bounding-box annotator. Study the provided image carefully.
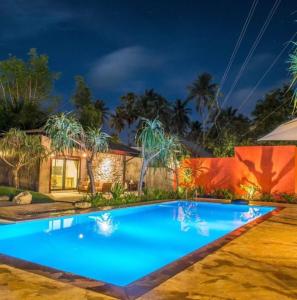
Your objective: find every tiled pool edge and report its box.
[0,205,283,300]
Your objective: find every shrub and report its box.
[121,193,140,204]
[110,182,125,202]
[195,186,205,197]
[82,192,106,207]
[280,193,297,203]
[212,188,234,200]
[259,193,275,202]
[240,184,260,200]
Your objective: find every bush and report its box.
[142,189,179,201]
[211,188,234,200]
[82,192,106,207]
[280,193,297,203]
[195,186,205,197]
[258,193,275,202]
[240,184,260,200]
[110,182,125,202]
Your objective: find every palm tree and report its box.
[94,99,109,125]
[187,121,202,142]
[187,73,218,144]
[138,89,172,130]
[0,129,48,188]
[208,106,250,144]
[45,113,109,193]
[110,109,125,135]
[119,92,139,145]
[171,99,191,136]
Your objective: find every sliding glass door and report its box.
[51,158,79,191]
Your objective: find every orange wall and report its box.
[179,145,297,195]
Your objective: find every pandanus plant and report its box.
[0,128,48,188]
[136,118,182,194]
[45,113,109,194]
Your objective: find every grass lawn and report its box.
[0,186,54,204]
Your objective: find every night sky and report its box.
[0,0,296,116]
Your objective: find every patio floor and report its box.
[0,204,296,299]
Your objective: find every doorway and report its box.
[50,158,80,191]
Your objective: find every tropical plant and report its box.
[118,92,139,145]
[251,85,295,138]
[171,99,191,136]
[83,192,106,207]
[110,109,125,135]
[138,89,172,131]
[211,130,238,157]
[110,182,125,202]
[136,118,180,194]
[187,120,202,143]
[195,185,205,197]
[72,76,105,128]
[258,193,275,202]
[288,41,297,112]
[0,129,48,188]
[240,184,260,200]
[187,73,218,144]
[94,99,109,125]
[211,188,234,200]
[280,193,297,203]
[45,113,109,194]
[0,48,60,130]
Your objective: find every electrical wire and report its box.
[237,31,297,113]
[221,0,282,109]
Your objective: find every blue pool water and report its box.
[0,201,274,286]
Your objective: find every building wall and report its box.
[179,145,297,195]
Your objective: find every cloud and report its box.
[229,78,288,115]
[246,53,275,73]
[88,46,163,91]
[0,0,76,39]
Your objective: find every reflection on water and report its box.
[240,207,261,222]
[175,202,209,236]
[89,213,118,236]
[45,217,74,233]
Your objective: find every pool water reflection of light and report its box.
[0,201,274,286]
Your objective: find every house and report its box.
[0,129,143,194]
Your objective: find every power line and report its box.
[217,0,259,96]
[203,0,259,132]
[221,0,282,109]
[237,31,297,113]
[240,96,291,139]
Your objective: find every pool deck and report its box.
[0,202,297,299]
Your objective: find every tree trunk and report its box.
[138,159,148,195]
[86,158,96,194]
[12,168,19,189]
[173,160,179,192]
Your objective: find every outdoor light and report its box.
[82,153,87,157]
[78,233,84,239]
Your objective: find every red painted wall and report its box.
[179,145,297,195]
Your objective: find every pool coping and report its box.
[0,202,284,300]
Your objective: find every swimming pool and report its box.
[0,201,274,286]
